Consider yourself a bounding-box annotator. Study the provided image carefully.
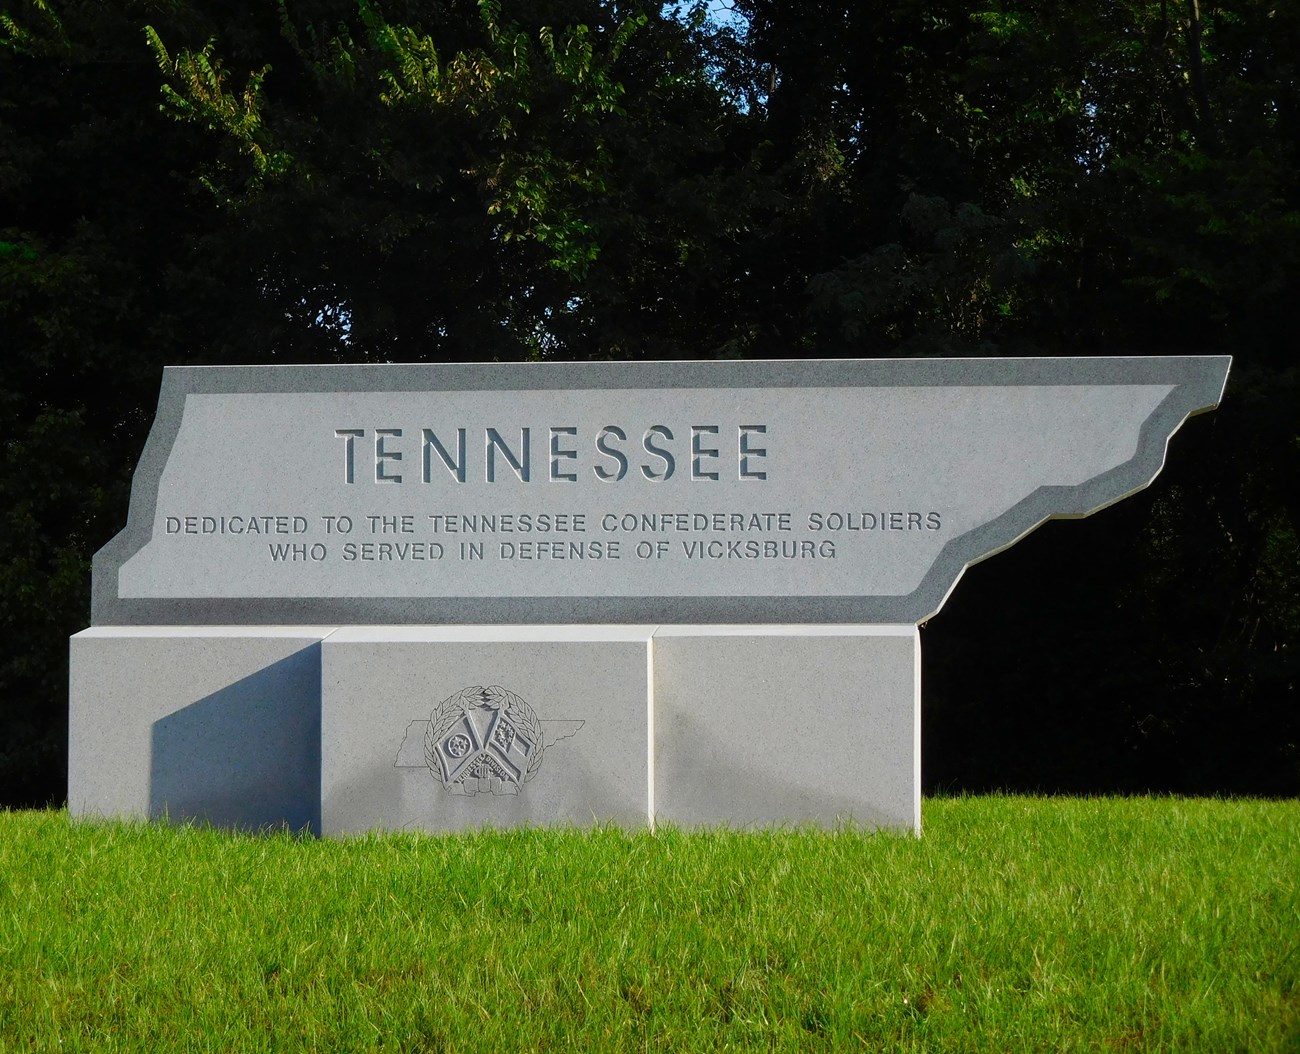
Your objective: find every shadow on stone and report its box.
[655,706,899,830]
[149,645,321,834]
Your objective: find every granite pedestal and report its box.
[320,626,653,834]
[652,626,918,830]
[68,626,332,832]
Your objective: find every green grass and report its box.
[0,798,1296,1052]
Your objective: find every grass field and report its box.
[0,797,1296,1052]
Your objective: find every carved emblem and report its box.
[394,685,583,796]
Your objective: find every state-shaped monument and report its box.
[69,357,1230,834]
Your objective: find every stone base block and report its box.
[68,627,333,833]
[320,626,654,835]
[652,625,919,832]
[69,624,920,836]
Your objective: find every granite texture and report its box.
[651,625,919,831]
[68,627,333,832]
[320,626,654,834]
[91,357,1230,626]
[72,623,922,834]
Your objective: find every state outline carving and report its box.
[394,684,584,796]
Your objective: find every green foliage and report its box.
[144,27,293,193]
[719,0,1300,358]
[1,799,1297,1050]
[0,0,1295,802]
[143,0,653,275]
[0,0,67,56]
[720,1,1297,795]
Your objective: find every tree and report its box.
[0,0,752,803]
[715,0,1298,790]
[1,0,1294,803]
[2,0,241,803]
[135,0,765,360]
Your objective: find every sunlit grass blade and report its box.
[0,797,1296,1051]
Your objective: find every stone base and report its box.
[653,626,918,831]
[69,625,920,835]
[68,627,333,833]
[320,626,653,835]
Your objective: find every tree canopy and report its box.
[1,0,1295,804]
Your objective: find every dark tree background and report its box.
[1,0,1295,805]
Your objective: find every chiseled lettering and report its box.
[739,424,768,480]
[680,538,836,559]
[375,429,402,483]
[690,425,720,481]
[335,429,364,484]
[549,427,578,482]
[423,428,467,483]
[333,422,769,483]
[341,541,446,561]
[499,539,621,560]
[268,542,327,561]
[486,428,530,482]
[594,426,628,482]
[641,426,675,482]
[806,511,943,531]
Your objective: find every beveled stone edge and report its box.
[91,356,1231,626]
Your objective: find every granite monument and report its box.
[70,357,1230,834]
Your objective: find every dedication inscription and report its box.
[91,358,1230,626]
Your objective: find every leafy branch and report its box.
[144,25,293,195]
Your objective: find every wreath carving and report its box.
[423,685,547,796]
